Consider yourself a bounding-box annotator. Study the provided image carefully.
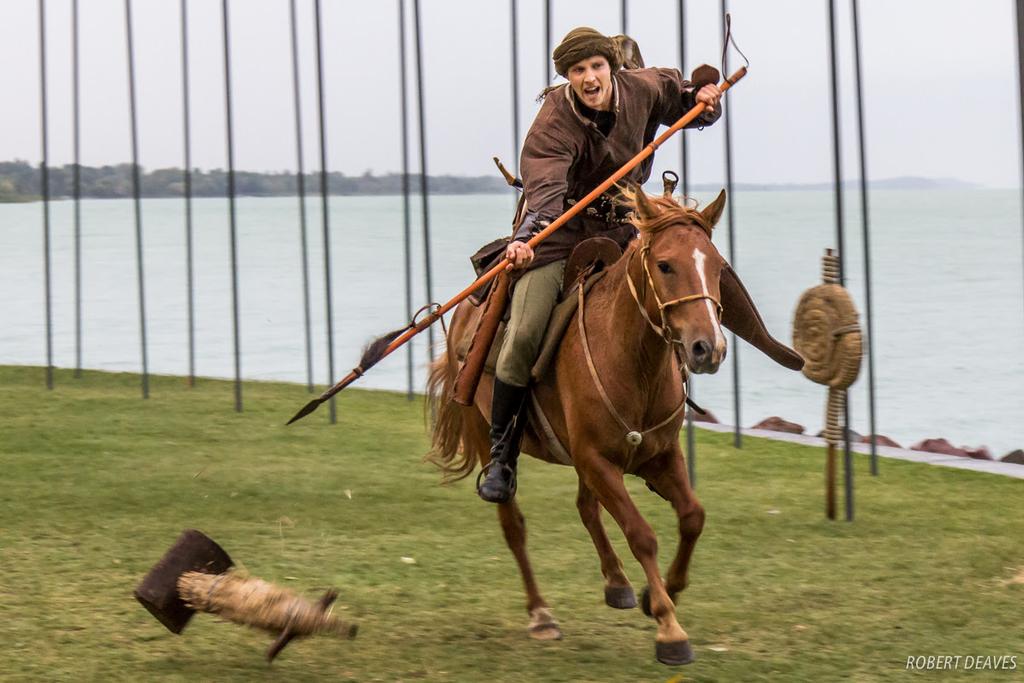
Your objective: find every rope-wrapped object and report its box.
[792,250,863,446]
[793,283,862,389]
[177,571,357,639]
[824,387,846,444]
[792,251,862,390]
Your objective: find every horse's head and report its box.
[627,188,729,374]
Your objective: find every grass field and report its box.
[1,365,1022,682]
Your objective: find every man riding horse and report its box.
[478,27,724,504]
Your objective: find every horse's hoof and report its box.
[656,640,695,666]
[640,586,653,617]
[529,622,563,641]
[604,585,637,609]
[528,607,563,641]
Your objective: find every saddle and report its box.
[455,237,624,385]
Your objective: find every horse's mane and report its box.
[617,187,713,238]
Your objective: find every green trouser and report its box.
[495,259,566,387]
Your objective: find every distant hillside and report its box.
[0,160,984,202]
[0,161,510,201]
[652,176,982,193]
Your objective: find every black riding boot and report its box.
[477,378,529,504]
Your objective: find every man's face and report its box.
[567,55,613,111]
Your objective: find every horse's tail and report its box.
[425,347,485,482]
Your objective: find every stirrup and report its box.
[476,461,518,502]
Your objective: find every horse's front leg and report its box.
[496,499,563,640]
[636,446,705,602]
[575,449,693,666]
[576,478,637,609]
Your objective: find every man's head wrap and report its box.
[552,27,623,78]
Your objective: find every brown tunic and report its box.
[514,67,721,270]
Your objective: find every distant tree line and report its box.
[0,160,975,203]
[0,160,510,202]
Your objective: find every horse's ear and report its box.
[700,189,727,229]
[633,190,661,223]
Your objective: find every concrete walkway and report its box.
[694,422,1024,481]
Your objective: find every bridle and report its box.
[624,222,723,346]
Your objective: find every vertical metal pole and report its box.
[684,374,696,488]
[289,0,314,393]
[181,0,196,387]
[544,0,552,84]
[720,1,740,448]
[827,0,853,521]
[679,0,695,486]
[313,0,336,423]
[221,0,242,412]
[398,0,414,400]
[39,0,53,390]
[621,0,627,34]
[510,0,520,176]
[412,0,435,364]
[851,0,878,475]
[1016,0,1024,331]
[678,0,689,197]
[124,0,149,399]
[72,0,82,379]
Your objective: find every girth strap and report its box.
[576,284,687,450]
[529,393,573,465]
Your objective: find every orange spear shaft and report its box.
[287,66,748,425]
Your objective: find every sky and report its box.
[1,0,1021,188]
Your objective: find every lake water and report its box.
[2,190,1022,457]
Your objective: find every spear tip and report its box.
[286,398,322,425]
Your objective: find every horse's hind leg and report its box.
[636,447,705,602]
[496,500,562,640]
[466,392,561,640]
[576,478,637,609]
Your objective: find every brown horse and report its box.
[427,189,799,666]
